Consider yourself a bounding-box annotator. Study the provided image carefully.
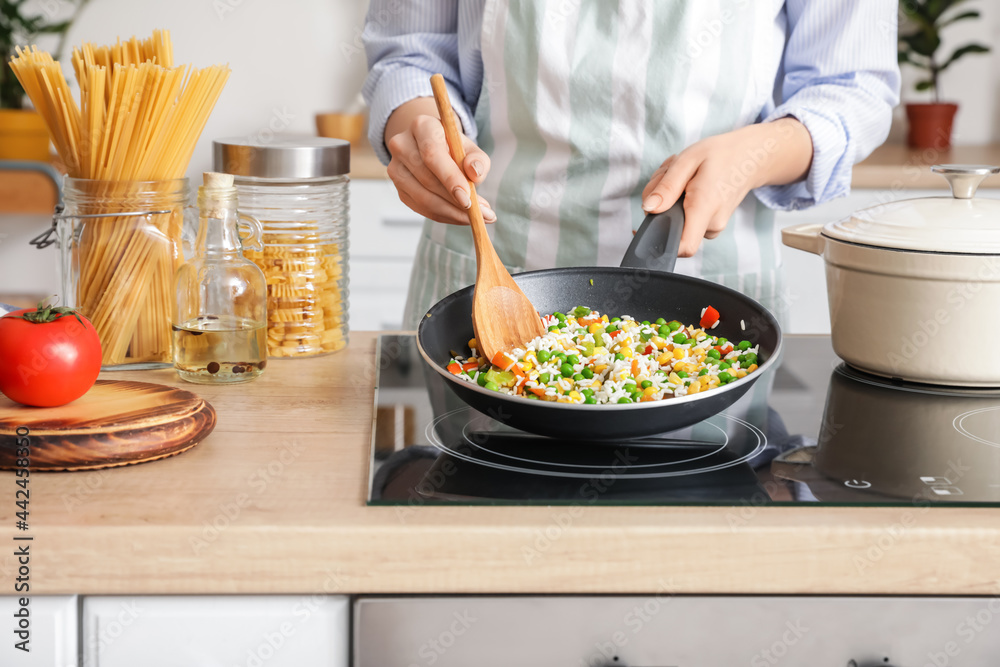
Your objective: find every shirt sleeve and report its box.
[362,0,476,165]
[754,0,902,211]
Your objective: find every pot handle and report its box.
[781,223,825,256]
[620,195,684,272]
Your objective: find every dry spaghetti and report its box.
[10,30,229,365]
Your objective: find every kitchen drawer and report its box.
[355,596,1000,667]
[82,595,348,667]
[349,258,414,331]
[0,595,77,666]
[350,180,424,259]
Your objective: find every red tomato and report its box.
[0,303,102,407]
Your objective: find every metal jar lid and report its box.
[213,136,350,180]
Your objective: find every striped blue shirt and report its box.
[363,0,901,211]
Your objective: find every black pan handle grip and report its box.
[619,194,684,273]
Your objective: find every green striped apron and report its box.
[403,0,789,331]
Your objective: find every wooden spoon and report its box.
[430,74,546,364]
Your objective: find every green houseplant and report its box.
[0,0,91,160]
[898,0,991,150]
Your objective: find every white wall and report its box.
[22,0,372,180]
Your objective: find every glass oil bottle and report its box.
[173,172,268,383]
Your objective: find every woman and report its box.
[363,1,900,329]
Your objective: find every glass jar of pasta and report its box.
[213,137,350,358]
[55,178,191,369]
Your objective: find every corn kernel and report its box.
[643,386,658,397]
[707,376,721,388]
[699,375,710,387]
[601,315,610,322]
[468,338,478,349]
[640,395,656,402]
[656,352,671,365]
[735,369,747,379]
[594,346,608,356]
[693,348,707,359]
[748,363,759,372]
[651,336,666,350]
[674,362,693,374]
[569,390,582,401]
[621,347,634,358]
[673,347,685,360]
[521,361,533,372]
[687,382,701,394]
[594,364,608,374]
[588,322,603,334]
[668,372,682,385]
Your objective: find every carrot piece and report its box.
[447,362,462,375]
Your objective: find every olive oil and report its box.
[172,316,267,384]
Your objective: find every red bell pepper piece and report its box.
[700,305,720,329]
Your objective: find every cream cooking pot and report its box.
[783,164,1000,387]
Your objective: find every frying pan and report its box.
[417,200,782,440]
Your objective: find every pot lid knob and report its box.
[931,164,1000,199]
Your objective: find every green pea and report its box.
[585,397,598,404]
[526,394,539,400]
[718,372,734,384]
[566,354,580,366]
[606,324,618,333]
[611,317,621,323]
[655,317,666,325]
[618,397,633,404]
[717,337,728,345]
[582,367,594,379]
[582,388,595,398]
[477,373,489,387]
[744,353,758,365]
[738,340,751,351]
[707,349,721,360]
[641,380,653,389]
[658,324,671,337]
[699,368,708,376]
[538,372,551,383]
[672,333,687,344]
[676,370,688,378]
[719,361,732,370]
[535,350,551,364]
[614,352,626,361]
[484,381,500,391]
[554,351,567,360]
[554,311,567,321]
[641,320,650,326]
[547,325,559,332]
[573,373,585,381]
[668,321,682,332]
[560,363,574,377]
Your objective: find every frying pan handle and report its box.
[620,195,684,272]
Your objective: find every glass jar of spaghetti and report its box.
[57,178,190,369]
[213,137,350,358]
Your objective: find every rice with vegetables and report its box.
[447,306,760,404]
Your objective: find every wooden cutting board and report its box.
[0,380,216,471]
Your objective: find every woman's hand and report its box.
[385,97,496,225]
[641,117,813,257]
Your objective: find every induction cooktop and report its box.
[368,335,1000,506]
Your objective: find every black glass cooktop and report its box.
[368,335,1000,506]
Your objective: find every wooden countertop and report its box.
[852,143,1000,189]
[4,331,999,596]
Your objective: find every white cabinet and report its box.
[82,595,349,667]
[0,595,77,667]
[349,180,424,331]
[347,180,975,334]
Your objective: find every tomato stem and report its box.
[5,296,85,326]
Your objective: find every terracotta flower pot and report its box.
[905,102,958,151]
[0,109,51,161]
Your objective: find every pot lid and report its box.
[824,164,1000,254]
